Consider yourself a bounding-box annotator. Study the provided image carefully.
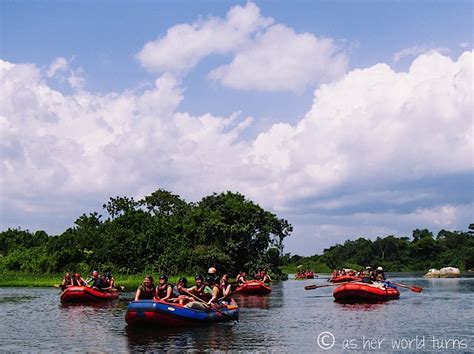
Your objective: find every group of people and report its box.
[236,269,271,284]
[332,266,386,281]
[61,271,115,291]
[135,267,272,307]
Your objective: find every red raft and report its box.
[60,286,119,303]
[235,281,271,295]
[333,282,400,303]
[329,275,361,283]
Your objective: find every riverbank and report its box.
[0,272,193,290]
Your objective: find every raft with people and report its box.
[329,275,361,283]
[125,299,239,327]
[60,286,119,303]
[332,282,400,303]
[234,280,271,295]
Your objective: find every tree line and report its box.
[282,225,474,272]
[0,190,292,277]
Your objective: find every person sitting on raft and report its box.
[88,270,106,290]
[206,276,223,305]
[102,272,116,290]
[236,271,247,285]
[61,273,73,289]
[259,269,272,284]
[72,273,87,286]
[155,274,173,302]
[374,267,386,281]
[187,274,212,302]
[220,274,232,302]
[172,277,192,305]
[135,275,156,300]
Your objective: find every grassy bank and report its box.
[0,272,193,290]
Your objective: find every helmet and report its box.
[92,270,99,277]
[75,273,81,278]
[195,274,204,281]
[178,277,188,285]
[377,267,383,271]
[366,266,372,270]
[208,267,217,274]
[159,274,168,281]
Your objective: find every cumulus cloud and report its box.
[1,50,472,251]
[393,45,449,62]
[209,24,348,92]
[46,57,69,78]
[136,2,273,73]
[137,2,348,92]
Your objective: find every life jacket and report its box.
[193,284,211,301]
[102,276,111,287]
[63,278,72,286]
[138,284,155,299]
[157,284,171,299]
[71,277,82,286]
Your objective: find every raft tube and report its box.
[235,281,271,295]
[60,286,119,303]
[125,299,239,327]
[329,275,361,283]
[333,282,400,303]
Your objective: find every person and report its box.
[72,273,86,286]
[61,273,73,289]
[236,271,247,285]
[206,276,222,305]
[374,267,386,281]
[187,274,212,302]
[207,266,219,283]
[155,274,173,302]
[172,277,192,305]
[135,275,156,300]
[259,269,272,284]
[103,272,115,290]
[220,274,232,301]
[88,270,105,290]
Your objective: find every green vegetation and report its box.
[0,190,292,281]
[282,225,474,272]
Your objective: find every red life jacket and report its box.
[194,284,211,301]
[71,277,82,286]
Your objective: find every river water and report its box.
[0,275,473,352]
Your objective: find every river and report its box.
[0,275,473,352]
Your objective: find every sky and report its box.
[0,0,473,256]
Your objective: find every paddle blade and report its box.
[411,286,423,293]
[304,285,318,290]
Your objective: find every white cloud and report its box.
[393,45,449,62]
[46,57,68,78]
[137,2,348,93]
[1,51,472,252]
[209,24,348,92]
[136,2,273,73]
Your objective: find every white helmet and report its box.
[377,266,383,271]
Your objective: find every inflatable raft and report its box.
[60,286,119,303]
[125,299,239,327]
[329,275,361,283]
[235,281,271,295]
[333,282,399,303]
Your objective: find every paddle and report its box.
[388,281,423,293]
[304,282,350,290]
[181,289,238,322]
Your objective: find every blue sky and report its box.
[1,0,473,255]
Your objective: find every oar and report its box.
[305,282,350,290]
[389,281,423,293]
[181,289,237,322]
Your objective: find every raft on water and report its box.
[60,286,119,303]
[333,282,400,303]
[235,281,271,295]
[329,275,361,283]
[125,299,239,327]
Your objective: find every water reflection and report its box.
[334,302,387,311]
[235,294,270,309]
[125,322,237,351]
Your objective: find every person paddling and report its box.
[172,277,192,305]
[88,270,105,290]
[206,276,222,305]
[220,274,232,302]
[187,274,212,302]
[72,273,86,286]
[135,275,156,300]
[236,271,247,285]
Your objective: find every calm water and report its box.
[1,275,473,352]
